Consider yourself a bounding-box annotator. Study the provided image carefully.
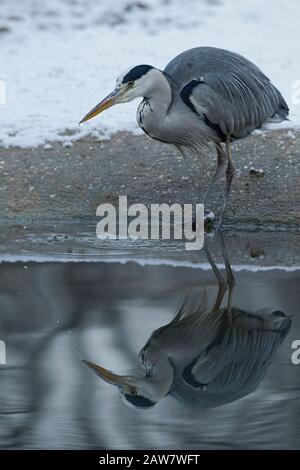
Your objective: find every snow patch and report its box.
[0,0,299,148]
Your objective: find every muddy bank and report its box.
[0,129,299,265]
[0,129,299,230]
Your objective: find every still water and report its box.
[0,242,299,449]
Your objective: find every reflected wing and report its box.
[171,289,207,324]
[190,310,291,393]
[139,289,221,373]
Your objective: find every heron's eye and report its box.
[127,81,135,88]
[130,386,137,396]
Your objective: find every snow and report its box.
[0,0,299,148]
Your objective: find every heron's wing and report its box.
[191,310,291,393]
[169,289,225,344]
[139,290,223,371]
[180,70,288,138]
[142,290,211,351]
[171,289,206,323]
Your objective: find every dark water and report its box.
[0,253,299,449]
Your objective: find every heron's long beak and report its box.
[82,359,136,393]
[79,88,123,124]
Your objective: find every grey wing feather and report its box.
[188,71,287,138]
[165,47,289,138]
[191,309,291,394]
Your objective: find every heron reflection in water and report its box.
[83,236,291,409]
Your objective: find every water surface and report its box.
[0,256,299,449]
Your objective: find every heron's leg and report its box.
[204,241,227,311]
[218,138,235,229]
[203,144,226,206]
[220,232,235,321]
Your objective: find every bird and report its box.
[79,47,289,227]
[82,235,291,409]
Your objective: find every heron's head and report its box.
[82,359,158,409]
[79,65,165,124]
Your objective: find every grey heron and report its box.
[82,235,291,409]
[79,47,289,227]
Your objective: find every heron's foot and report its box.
[216,211,226,231]
[204,210,215,227]
[190,210,215,232]
[216,219,224,232]
[204,210,216,233]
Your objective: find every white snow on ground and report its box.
[0,0,299,148]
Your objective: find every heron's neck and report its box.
[147,74,172,116]
[139,356,174,402]
[137,74,173,134]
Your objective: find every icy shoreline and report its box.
[0,0,299,148]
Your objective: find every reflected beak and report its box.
[79,88,123,124]
[82,359,136,393]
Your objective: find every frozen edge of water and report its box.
[0,253,299,272]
